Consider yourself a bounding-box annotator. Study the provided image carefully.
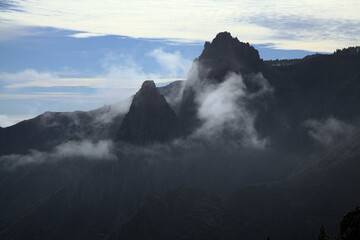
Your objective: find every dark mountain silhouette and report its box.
[198,31,262,79]
[0,33,360,240]
[117,80,179,144]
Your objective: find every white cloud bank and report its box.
[1,0,359,51]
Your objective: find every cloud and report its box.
[0,22,36,41]
[54,140,115,159]
[304,117,355,146]
[93,98,132,124]
[192,70,272,149]
[148,49,192,77]
[0,49,190,104]
[69,32,107,38]
[245,14,360,51]
[0,48,190,90]
[1,0,359,51]
[99,53,157,89]
[0,69,104,88]
[0,140,115,169]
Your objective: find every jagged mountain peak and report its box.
[130,80,161,106]
[117,80,179,145]
[198,31,262,78]
[136,80,158,97]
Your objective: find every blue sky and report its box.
[1,0,359,127]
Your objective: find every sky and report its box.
[1,0,359,127]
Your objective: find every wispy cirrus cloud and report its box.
[1,0,359,51]
[0,69,106,88]
[244,15,360,51]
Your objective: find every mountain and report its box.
[117,80,179,144]
[0,32,360,240]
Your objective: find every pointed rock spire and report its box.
[117,80,179,144]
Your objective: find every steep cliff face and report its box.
[117,80,179,144]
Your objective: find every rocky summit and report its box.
[198,31,262,81]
